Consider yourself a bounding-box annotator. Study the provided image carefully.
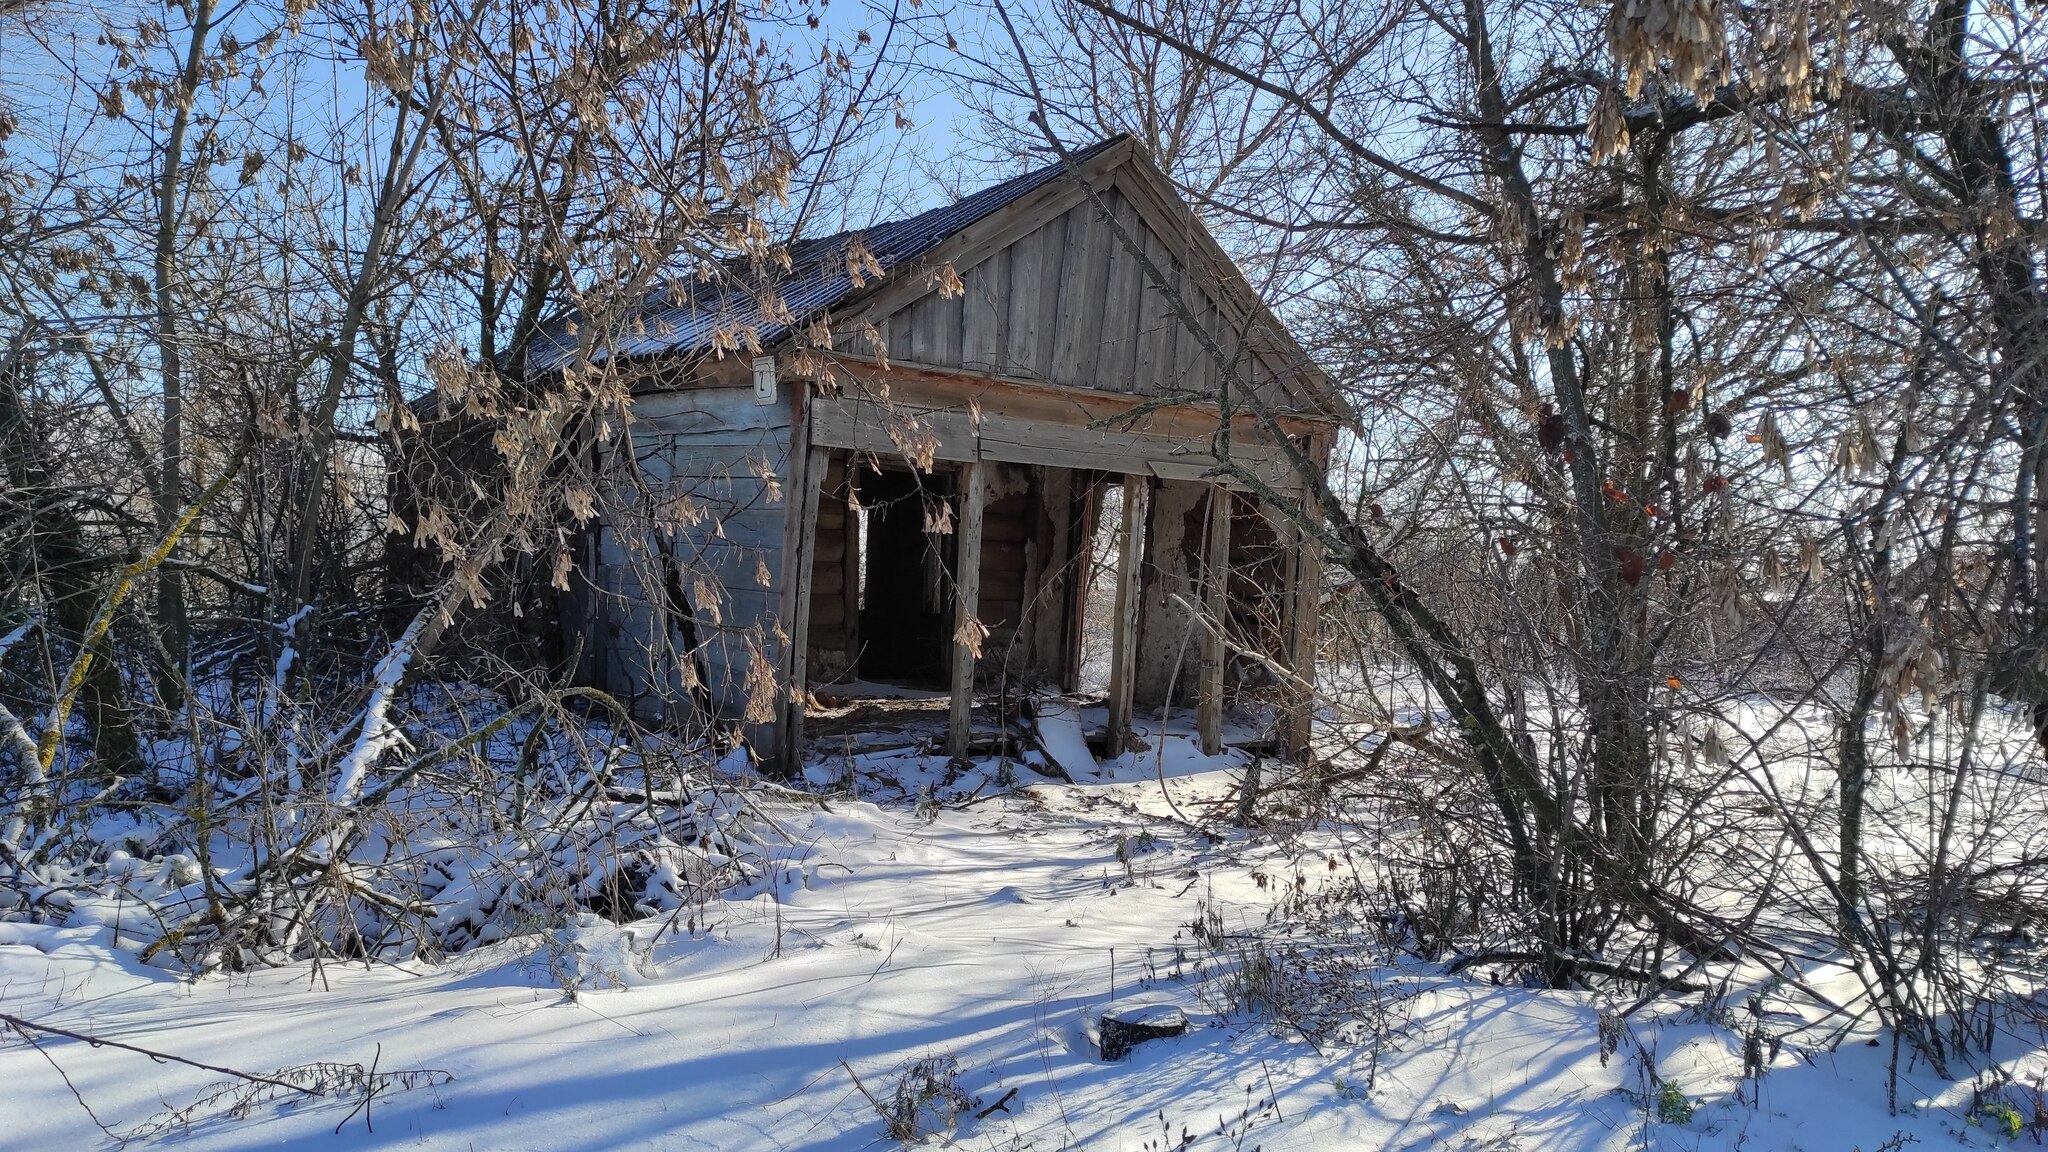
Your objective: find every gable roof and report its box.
[521,136,1337,418]
[522,137,1127,375]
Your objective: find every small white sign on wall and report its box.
[751,356,778,406]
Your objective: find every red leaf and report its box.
[1657,549,1678,572]
[1616,546,1645,585]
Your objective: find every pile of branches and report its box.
[0,667,780,971]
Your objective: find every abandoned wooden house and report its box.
[533,136,1339,772]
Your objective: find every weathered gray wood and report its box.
[1104,473,1149,757]
[1198,486,1230,755]
[1051,204,1114,388]
[948,462,986,759]
[1032,210,1070,379]
[595,394,795,735]
[842,457,863,674]
[808,400,982,463]
[1133,479,1204,707]
[841,168,1100,339]
[1063,479,1099,692]
[1132,227,1178,395]
[1169,268,1208,399]
[808,395,1308,489]
[816,143,1336,418]
[1095,191,1143,393]
[774,422,821,771]
[1279,486,1322,761]
[960,246,1007,373]
[1107,165,1325,410]
[632,387,794,434]
[880,309,906,365]
[1004,226,1046,377]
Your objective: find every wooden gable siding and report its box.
[844,185,1288,409]
[595,386,793,734]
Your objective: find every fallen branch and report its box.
[0,1012,328,1097]
[975,1086,1020,1119]
[1445,951,1705,993]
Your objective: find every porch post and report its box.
[947,461,986,759]
[1279,500,1322,761]
[1197,485,1231,755]
[1104,472,1150,757]
[781,444,827,775]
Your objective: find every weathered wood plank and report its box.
[1095,190,1144,393]
[1003,228,1046,377]
[1278,436,1330,760]
[947,462,986,758]
[781,443,827,772]
[838,169,1100,338]
[1132,226,1178,394]
[1033,210,1071,379]
[1104,473,1149,757]
[811,391,1306,492]
[960,246,1007,373]
[842,457,863,674]
[1198,485,1230,755]
[632,386,793,434]
[803,356,1334,439]
[809,405,980,464]
[1051,204,1112,388]
[1028,467,1074,680]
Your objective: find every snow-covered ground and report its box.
[1,718,2037,1150]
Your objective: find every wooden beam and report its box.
[780,443,827,776]
[841,457,863,676]
[808,395,1309,493]
[1104,473,1150,758]
[1197,486,1230,756]
[806,354,1336,439]
[947,461,986,759]
[1278,489,1323,763]
[1062,476,1098,693]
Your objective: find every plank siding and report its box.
[1132,226,1179,395]
[809,396,1308,493]
[960,246,1008,374]
[1095,191,1144,392]
[1050,202,1112,388]
[842,187,1293,407]
[596,387,792,738]
[574,143,1334,776]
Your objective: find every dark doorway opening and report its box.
[854,467,954,684]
